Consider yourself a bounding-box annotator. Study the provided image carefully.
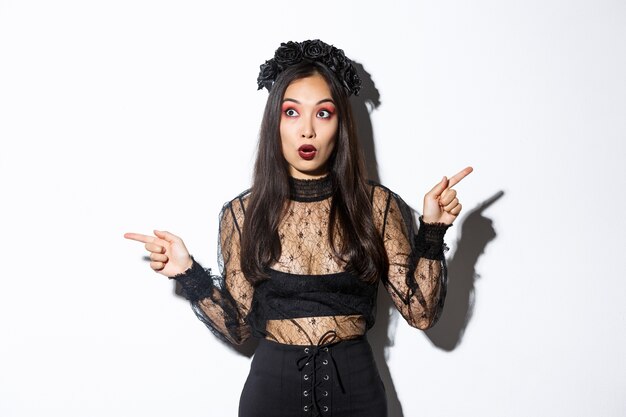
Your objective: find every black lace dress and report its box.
[172,175,451,417]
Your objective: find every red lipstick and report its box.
[298,144,317,160]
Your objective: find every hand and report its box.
[123,230,193,277]
[423,166,473,225]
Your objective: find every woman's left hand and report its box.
[422,166,473,225]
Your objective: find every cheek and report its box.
[280,117,298,138]
[326,138,337,158]
[279,127,296,163]
[322,121,339,150]
[279,134,290,160]
[279,123,292,149]
[317,133,337,164]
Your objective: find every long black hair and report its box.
[241,61,388,284]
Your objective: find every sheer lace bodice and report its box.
[172,175,451,346]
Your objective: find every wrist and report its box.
[420,215,450,227]
[169,255,214,301]
[182,256,194,272]
[169,255,197,280]
[414,216,452,260]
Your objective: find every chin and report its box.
[291,164,327,179]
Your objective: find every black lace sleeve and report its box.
[170,195,253,345]
[371,185,452,330]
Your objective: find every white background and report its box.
[1,1,624,416]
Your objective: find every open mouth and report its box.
[298,145,317,160]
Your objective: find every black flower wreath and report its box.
[257,39,362,96]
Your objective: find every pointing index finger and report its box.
[124,232,157,244]
[447,166,473,188]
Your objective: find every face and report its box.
[280,73,338,179]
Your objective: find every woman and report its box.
[124,39,472,417]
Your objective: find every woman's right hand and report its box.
[123,230,193,278]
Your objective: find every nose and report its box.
[301,117,316,139]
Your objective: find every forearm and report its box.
[170,255,214,302]
[171,255,251,345]
[406,218,450,329]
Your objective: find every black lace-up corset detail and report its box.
[289,175,333,202]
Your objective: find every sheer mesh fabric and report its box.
[172,176,451,346]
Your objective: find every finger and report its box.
[124,232,155,244]
[150,253,168,263]
[443,198,459,211]
[447,203,462,216]
[154,230,181,244]
[447,166,473,188]
[426,176,449,198]
[150,261,165,271]
[124,233,168,248]
[145,242,165,254]
[440,189,457,206]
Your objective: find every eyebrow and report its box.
[282,98,336,105]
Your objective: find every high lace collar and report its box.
[288,174,333,202]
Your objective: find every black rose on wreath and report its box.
[342,64,362,96]
[322,46,347,73]
[256,39,362,96]
[302,39,331,59]
[257,59,279,91]
[274,41,303,70]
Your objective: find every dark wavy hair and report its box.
[241,61,388,285]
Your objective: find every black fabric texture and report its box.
[171,175,451,346]
[247,269,378,339]
[239,336,387,417]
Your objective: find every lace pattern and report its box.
[172,178,451,345]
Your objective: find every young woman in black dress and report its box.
[125,39,472,417]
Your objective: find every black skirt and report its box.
[239,335,387,417]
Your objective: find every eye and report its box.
[317,109,333,119]
[285,108,299,117]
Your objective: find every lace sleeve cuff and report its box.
[414,216,452,260]
[169,255,214,302]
